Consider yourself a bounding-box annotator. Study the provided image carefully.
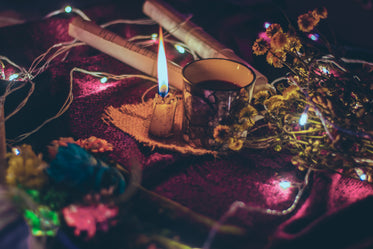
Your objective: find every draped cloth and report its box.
[0,1,372,249]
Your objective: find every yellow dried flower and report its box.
[286,36,302,53]
[253,90,270,105]
[270,32,290,52]
[228,138,244,151]
[266,23,283,38]
[297,11,320,32]
[269,101,286,113]
[232,124,247,132]
[296,67,309,78]
[238,105,257,129]
[312,7,327,19]
[239,105,258,119]
[274,144,282,152]
[264,95,285,112]
[282,85,300,100]
[213,125,230,143]
[240,118,255,130]
[266,51,286,68]
[264,95,284,106]
[283,114,295,124]
[252,38,269,56]
[6,145,48,189]
[290,75,304,84]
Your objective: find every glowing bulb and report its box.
[264,22,271,29]
[174,44,185,54]
[100,77,108,84]
[308,33,319,41]
[299,112,308,126]
[360,174,367,181]
[12,148,20,155]
[64,5,72,13]
[279,180,291,190]
[151,33,158,40]
[321,67,329,74]
[9,73,19,81]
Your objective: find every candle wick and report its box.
[159,92,167,98]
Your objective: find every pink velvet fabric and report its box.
[1,2,373,249]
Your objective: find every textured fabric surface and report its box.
[104,99,216,155]
[0,1,373,249]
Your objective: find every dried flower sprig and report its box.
[216,7,373,182]
[6,145,48,189]
[48,136,114,158]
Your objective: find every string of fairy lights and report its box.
[1,5,372,249]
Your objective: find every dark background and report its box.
[1,0,373,59]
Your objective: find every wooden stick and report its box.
[142,0,268,92]
[68,17,184,91]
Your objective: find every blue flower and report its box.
[46,143,125,194]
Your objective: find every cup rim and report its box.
[182,58,256,91]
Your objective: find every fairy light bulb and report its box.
[12,147,20,155]
[151,33,158,40]
[174,44,185,54]
[299,112,308,126]
[360,174,367,181]
[9,73,19,81]
[299,106,309,126]
[355,168,367,181]
[100,77,108,84]
[308,33,319,41]
[64,5,72,13]
[321,67,329,74]
[279,180,291,190]
[264,22,271,29]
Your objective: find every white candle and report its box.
[149,27,177,138]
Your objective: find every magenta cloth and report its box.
[1,1,373,249]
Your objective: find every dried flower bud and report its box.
[266,23,283,38]
[252,38,269,55]
[282,85,300,100]
[239,105,258,120]
[228,138,244,151]
[266,51,286,68]
[312,7,328,19]
[213,125,230,143]
[274,144,282,152]
[253,90,270,105]
[298,11,320,32]
[286,36,302,52]
[271,32,290,52]
[76,136,114,153]
[264,95,285,112]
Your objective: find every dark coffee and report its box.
[196,80,241,91]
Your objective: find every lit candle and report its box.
[148,26,177,138]
[157,26,169,98]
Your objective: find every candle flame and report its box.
[157,26,168,97]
